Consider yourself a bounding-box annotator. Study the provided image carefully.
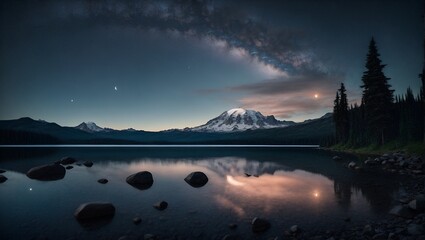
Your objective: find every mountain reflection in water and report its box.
[0,147,402,239]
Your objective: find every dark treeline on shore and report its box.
[333,38,425,148]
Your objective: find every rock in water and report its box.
[153,201,168,211]
[26,164,66,181]
[66,166,73,170]
[389,205,415,219]
[409,194,425,211]
[184,171,209,188]
[251,217,270,233]
[74,202,115,220]
[133,217,142,224]
[348,162,356,168]
[332,156,342,161]
[0,175,7,183]
[60,157,76,165]
[83,161,93,167]
[0,169,6,173]
[290,225,300,233]
[126,171,154,190]
[407,223,424,235]
[97,178,108,184]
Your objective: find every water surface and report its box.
[0,147,401,239]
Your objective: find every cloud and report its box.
[204,70,346,119]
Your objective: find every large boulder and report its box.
[251,217,270,233]
[74,202,115,220]
[60,157,76,165]
[0,175,7,183]
[26,164,66,181]
[126,171,154,190]
[184,171,209,188]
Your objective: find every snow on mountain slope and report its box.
[189,108,295,132]
[75,122,105,133]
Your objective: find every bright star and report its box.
[314,94,319,99]
[29,188,32,191]
[70,99,74,103]
[114,86,118,91]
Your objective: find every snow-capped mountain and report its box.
[75,122,105,133]
[189,108,296,132]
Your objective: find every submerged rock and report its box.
[348,162,357,169]
[133,217,142,224]
[228,223,238,229]
[0,175,7,183]
[83,161,93,167]
[184,171,209,188]
[74,202,115,220]
[407,223,424,235]
[144,234,158,240]
[126,171,154,190]
[408,194,425,211]
[389,205,415,219]
[290,225,300,233]
[251,217,270,233]
[98,178,108,184]
[26,164,66,181]
[153,201,168,211]
[60,157,76,165]
[333,156,342,161]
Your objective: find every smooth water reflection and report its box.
[0,147,401,239]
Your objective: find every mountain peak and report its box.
[75,122,104,133]
[189,108,295,132]
[226,108,247,115]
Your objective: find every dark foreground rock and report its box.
[74,202,115,220]
[0,175,7,183]
[60,157,76,165]
[0,169,6,173]
[184,171,209,187]
[133,217,142,224]
[251,217,270,233]
[26,164,66,181]
[153,201,168,211]
[98,178,108,184]
[126,171,154,190]
[83,161,93,167]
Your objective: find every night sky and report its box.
[0,0,423,131]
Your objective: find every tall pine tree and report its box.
[333,83,349,143]
[361,38,394,145]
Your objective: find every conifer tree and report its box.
[361,38,394,145]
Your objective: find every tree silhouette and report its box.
[361,38,394,145]
[333,83,349,142]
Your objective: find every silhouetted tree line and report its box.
[333,38,424,147]
[0,130,60,144]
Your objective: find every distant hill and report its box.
[0,113,334,145]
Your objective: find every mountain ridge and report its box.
[0,110,334,145]
[188,108,296,132]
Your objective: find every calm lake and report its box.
[0,146,402,239]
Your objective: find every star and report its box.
[70,99,74,103]
[114,86,118,91]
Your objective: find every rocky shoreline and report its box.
[301,152,425,240]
